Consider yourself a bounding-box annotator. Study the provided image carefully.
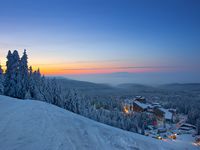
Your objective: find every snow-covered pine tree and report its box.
[18,49,29,99]
[30,68,45,100]
[4,50,20,98]
[24,90,32,99]
[28,66,34,99]
[69,89,81,114]
[0,63,4,94]
[49,78,62,106]
[12,50,21,98]
[4,50,12,96]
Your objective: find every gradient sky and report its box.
[0,0,200,84]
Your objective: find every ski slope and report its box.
[0,95,198,150]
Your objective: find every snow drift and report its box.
[0,95,197,150]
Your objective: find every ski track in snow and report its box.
[0,95,198,150]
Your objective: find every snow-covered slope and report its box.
[0,95,197,150]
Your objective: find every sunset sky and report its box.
[0,0,200,84]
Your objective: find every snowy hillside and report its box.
[0,96,198,150]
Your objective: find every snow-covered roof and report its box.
[159,108,172,120]
[179,127,193,131]
[152,102,160,105]
[135,96,144,98]
[168,108,176,112]
[180,123,196,129]
[134,96,146,100]
[134,101,151,109]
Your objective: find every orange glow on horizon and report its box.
[34,66,170,75]
[1,62,166,75]
[1,58,178,75]
[0,65,176,75]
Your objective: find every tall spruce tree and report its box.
[4,50,13,96]
[28,67,44,100]
[28,66,34,98]
[13,50,21,98]
[18,49,29,98]
[4,50,20,98]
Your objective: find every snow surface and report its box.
[0,95,198,150]
[160,108,173,120]
[134,101,151,109]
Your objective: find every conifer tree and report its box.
[4,50,20,98]
[18,49,29,98]
[4,50,12,96]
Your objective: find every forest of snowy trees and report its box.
[0,50,44,100]
[0,50,200,135]
[0,50,85,107]
[0,50,148,134]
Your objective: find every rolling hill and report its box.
[0,95,197,150]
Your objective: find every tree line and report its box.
[0,50,43,99]
[0,50,147,134]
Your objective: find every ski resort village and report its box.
[123,96,200,146]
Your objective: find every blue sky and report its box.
[0,0,200,84]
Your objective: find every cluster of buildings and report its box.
[123,96,199,143]
[123,96,176,127]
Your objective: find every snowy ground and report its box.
[0,95,198,150]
